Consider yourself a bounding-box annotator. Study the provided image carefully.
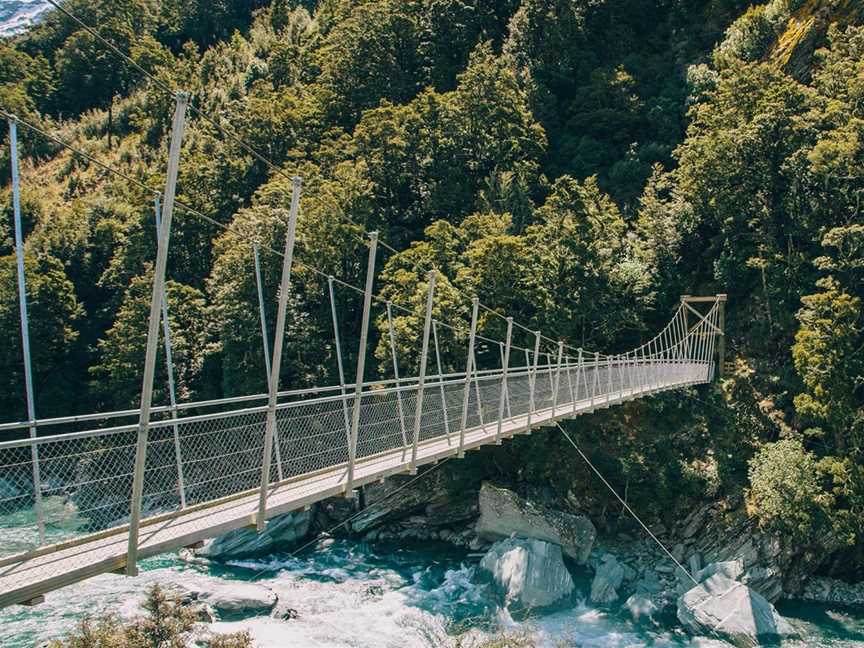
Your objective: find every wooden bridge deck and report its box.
[0,381,677,609]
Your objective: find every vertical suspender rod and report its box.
[457,298,479,457]
[347,232,378,490]
[8,118,45,546]
[410,270,437,473]
[127,94,188,573]
[154,197,186,509]
[328,277,352,456]
[256,177,302,529]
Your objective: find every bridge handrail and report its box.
[0,358,710,451]
[0,359,604,435]
[0,300,718,440]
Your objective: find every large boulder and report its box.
[676,560,746,596]
[590,554,626,604]
[198,510,312,561]
[479,538,574,611]
[187,582,277,619]
[350,470,478,534]
[680,505,823,602]
[694,560,744,584]
[475,483,595,563]
[677,574,797,647]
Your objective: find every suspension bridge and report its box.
[0,94,727,609]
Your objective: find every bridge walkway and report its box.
[0,378,682,609]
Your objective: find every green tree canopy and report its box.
[0,252,81,421]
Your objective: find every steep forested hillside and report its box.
[1,0,863,584]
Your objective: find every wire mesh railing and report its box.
[0,79,728,607]
[0,297,722,613]
[0,362,715,555]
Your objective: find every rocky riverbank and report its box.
[182,470,863,646]
[5,525,864,647]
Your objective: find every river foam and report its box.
[2,538,863,647]
[0,0,52,37]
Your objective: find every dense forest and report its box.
[1,0,863,585]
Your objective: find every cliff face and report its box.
[771,0,861,80]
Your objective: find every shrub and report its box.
[747,438,832,544]
[48,584,253,648]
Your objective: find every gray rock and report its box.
[801,577,864,609]
[691,511,816,602]
[198,510,312,561]
[634,573,664,595]
[743,565,784,603]
[677,574,797,647]
[479,538,575,611]
[475,483,596,563]
[621,561,638,583]
[688,552,702,574]
[176,588,217,623]
[681,505,711,539]
[314,495,358,532]
[193,583,277,618]
[351,471,478,533]
[676,560,745,596]
[625,593,658,622]
[693,559,744,584]
[192,602,217,624]
[591,554,626,604]
[425,494,480,527]
[630,571,677,616]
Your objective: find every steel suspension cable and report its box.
[2,28,601,362]
[555,422,698,587]
[3,110,510,352]
[6,5,710,372]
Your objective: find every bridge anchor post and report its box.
[681,294,727,382]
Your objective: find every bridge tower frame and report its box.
[680,294,727,377]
